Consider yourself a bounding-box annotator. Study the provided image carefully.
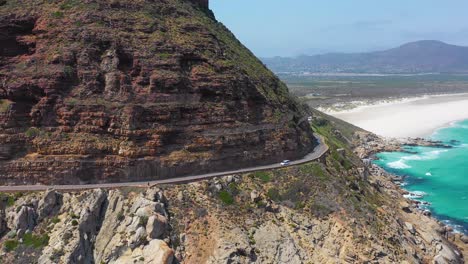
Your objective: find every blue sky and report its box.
[210,0,468,57]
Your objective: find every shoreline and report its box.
[325,92,468,138]
[355,132,468,261]
[355,131,468,238]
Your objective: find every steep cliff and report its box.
[0,0,315,184]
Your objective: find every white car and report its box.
[280,160,291,166]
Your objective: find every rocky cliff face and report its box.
[0,0,314,184]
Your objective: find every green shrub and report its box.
[0,193,16,207]
[252,171,271,183]
[228,182,240,195]
[299,163,328,181]
[117,211,125,221]
[59,0,79,10]
[219,190,234,205]
[139,216,148,226]
[51,217,61,224]
[23,233,50,248]
[70,212,79,219]
[4,239,19,252]
[25,127,40,138]
[51,11,64,19]
[267,188,281,201]
[0,99,12,113]
[71,219,79,226]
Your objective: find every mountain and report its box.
[0,0,315,185]
[263,40,468,74]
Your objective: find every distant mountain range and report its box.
[263,40,468,74]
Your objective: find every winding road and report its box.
[0,134,328,192]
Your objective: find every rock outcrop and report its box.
[0,0,315,185]
[0,151,464,263]
[0,188,174,263]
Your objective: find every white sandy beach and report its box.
[326,93,468,138]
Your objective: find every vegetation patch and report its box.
[0,99,12,113]
[23,233,50,249]
[139,216,149,226]
[4,239,19,252]
[219,190,234,205]
[25,127,40,138]
[0,193,16,207]
[251,171,271,183]
[266,187,281,201]
[51,11,64,19]
[310,202,334,217]
[299,163,328,181]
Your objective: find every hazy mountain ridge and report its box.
[263,40,468,74]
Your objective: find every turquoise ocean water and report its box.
[374,119,468,234]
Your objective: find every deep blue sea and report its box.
[374,119,468,234]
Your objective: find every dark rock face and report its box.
[0,0,315,184]
[190,0,208,9]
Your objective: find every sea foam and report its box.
[387,160,411,169]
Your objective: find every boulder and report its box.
[460,235,468,244]
[142,240,174,264]
[37,189,61,221]
[250,190,260,203]
[226,175,234,184]
[433,244,461,264]
[400,201,411,213]
[423,210,431,217]
[146,214,168,239]
[14,206,37,236]
[405,222,416,235]
[146,188,167,205]
[130,197,155,214]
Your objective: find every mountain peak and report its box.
[397,40,453,50]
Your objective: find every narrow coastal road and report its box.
[0,133,328,192]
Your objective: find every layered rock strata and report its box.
[0,0,315,184]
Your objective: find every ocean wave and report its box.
[451,122,468,129]
[404,191,427,199]
[387,160,411,169]
[397,149,447,163]
[425,172,432,176]
[441,220,466,234]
